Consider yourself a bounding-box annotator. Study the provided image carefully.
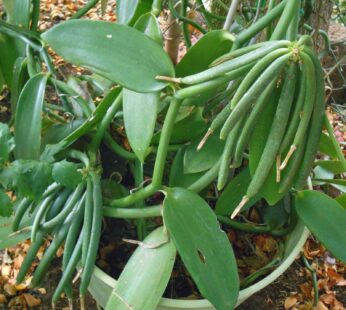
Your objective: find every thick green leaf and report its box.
[42,20,174,92]
[153,107,207,144]
[163,188,239,309]
[3,0,31,28]
[0,216,30,250]
[117,0,152,25]
[249,86,283,205]
[259,198,289,229]
[0,123,14,166]
[169,147,205,188]
[14,73,48,160]
[315,160,346,175]
[313,179,346,193]
[336,194,346,209]
[215,167,261,216]
[123,89,159,162]
[319,132,338,158]
[52,161,83,189]
[105,226,176,310]
[10,57,29,114]
[175,30,234,77]
[183,133,224,174]
[0,190,12,217]
[0,34,25,89]
[134,13,162,45]
[295,190,346,263]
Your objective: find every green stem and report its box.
[181,0,192,48]
[232,0,287,50]
[266,0,276,39]
[270,0,297,40]
[188,159,220,193]
[152,0,164,16]
[324,114,346,171]
[30,0,41,31]
[88,91,122,154]
[286,0,300,41]
[103,205,161,218]
[103,133,137,160]
[70,0,100,19]
[168,0,207,34]
[152,98,182,187]
[302,255,319,307]
[195,0,213,30]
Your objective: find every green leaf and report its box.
[0,123,14,166]
[183,133,224,174]
[249,86,283,205]
[313,179,346,193]
[295,190,346,263]
[175,30,234,77]
[10,57,28,115]
[169,147,205,188]
[117,0,153,25]
[123,90,159,162]
[215,167,261,216]
[336,194,346,209]
[2,0,31,28]
[42,20,174,92]
[0,216,30,250]
[105,226,176,310]
[0,190,12,217]
[134,13,162,45]
[153,107,207,144]
[163,188,239,309]
[52,160,83,189]
[319,132,338,158]
[14,73,48,160]
[314,160,346,174]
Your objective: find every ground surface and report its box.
[0,1,345,309]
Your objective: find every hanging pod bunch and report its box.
[13,159,103,307]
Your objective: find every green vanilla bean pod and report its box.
[79,172,103,296]
[233,80,277,168]
[278,66,306,155]
[217,117,245,190]
[62,194,86,299]
[45,188,72,222]
[82,177,93,266]
[52,233,83,303]
[294,49,325,189]
[270,0,299,40]
[232,62,298,219]
[220,53,291,140]
[230,48,290,109]
[12,198,31,232]
[16,230,45,284]
[41,183,85,230]
[280,53,316,170]
[179,41,290,85]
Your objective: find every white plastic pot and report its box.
[88,220,309,309]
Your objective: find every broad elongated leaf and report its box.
[42,20,174,92]
[52,160,83,189]
[295,190,346,263]
[105,227,176,310]
[215,167,261,216]
[123,90,159,162]
[183,133,224,174]
[169,147,205,188]
[175,30,234,77]
[3,0,31,28]
[314,160,346,175]
[336,193,346,209]
[14,73,48,160]
[163,188,239,309]
[313,178,346,193]
[0,190,12,217]
[0,216,30,249]
[319,132,339,158]
[0,123,14,166]
[10,57,28,114]
[134,13,162,45]
[117,0,152,25]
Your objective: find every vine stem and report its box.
[223,0,240,30]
